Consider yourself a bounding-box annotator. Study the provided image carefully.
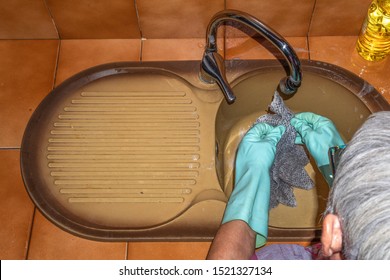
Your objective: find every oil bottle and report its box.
[356,0,390,61]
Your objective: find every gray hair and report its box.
[326,111,390,260]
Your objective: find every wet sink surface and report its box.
[21,60,390,242]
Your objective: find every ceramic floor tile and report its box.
[0,0,58,39]
[27,211,127,260]
[55,39,141,85]
[127,241,211,260]
[46,0,140,39]
[0,40,58,148]
[137,0,224,39]
[309,36,390,102]
[309,0,372,36]
[0,150,34,259]
[225,37,309,60]
[142,38,222,61]
[226,0,315,37]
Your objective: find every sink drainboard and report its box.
[48,90,200,218]
[21,62,226,241]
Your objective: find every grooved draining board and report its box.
[21,62,226,241]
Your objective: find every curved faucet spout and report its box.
[200,10,302,104]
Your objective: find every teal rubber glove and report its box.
[222,123,285,248]
[290,112,345,186]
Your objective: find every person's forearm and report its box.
[206,220,256,260]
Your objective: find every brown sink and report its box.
[21,59,389,242]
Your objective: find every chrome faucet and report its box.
[200,10,302,104]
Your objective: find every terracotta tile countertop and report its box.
[309,36,390,103]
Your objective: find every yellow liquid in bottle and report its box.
[356,0,390,61]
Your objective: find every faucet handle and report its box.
[200,51,236,104]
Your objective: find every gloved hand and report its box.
[222,123,285,248]
[290,112,345,186]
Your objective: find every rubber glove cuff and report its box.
[221,168,270,248]
[222,124,285,248]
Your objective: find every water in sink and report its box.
[215,69,372,228]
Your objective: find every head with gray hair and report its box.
[325,111,390,259]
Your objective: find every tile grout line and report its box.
[43,0,61,40]
[52,40,61,87]
[0,38,58,41]
[0,147,20,150]
[133,0,143,39]
[24,207,37,260]
[133,0,144,61]
[140,39,144,62]
[223,0,226,59]
[125,242,129,260]
[306,0,317,61]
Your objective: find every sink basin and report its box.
[21,59,389,242]
[217,59,389,240]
